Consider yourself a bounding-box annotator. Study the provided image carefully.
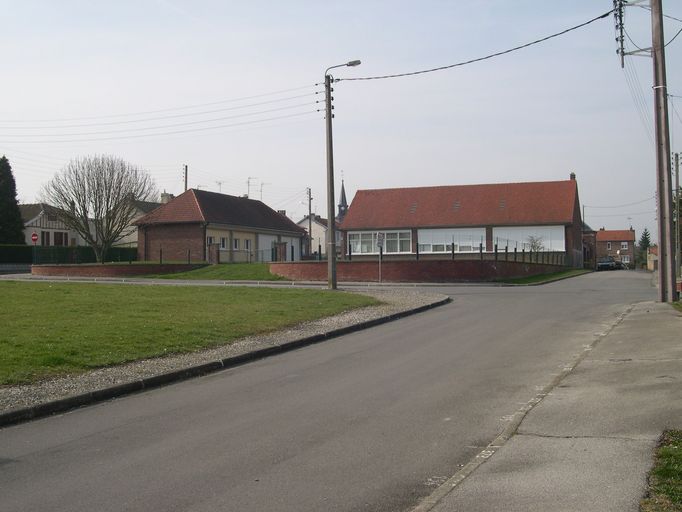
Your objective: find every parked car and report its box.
[597,256,617,271]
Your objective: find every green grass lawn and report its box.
[641,430,682,512]
[499,269,592,285]
[0,281,378,385]
[149,262,285,281]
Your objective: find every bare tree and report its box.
[42,155,157,262]
[526,235,545,252]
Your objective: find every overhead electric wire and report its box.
[0,92,322,130]
[337,9,614,82]
[635,5,682,24]
[584,196,655,209]
[3,84,318,123]
[665,26,682,47]
[0,102,318,138]
[0,110,321,144]
[624,29,645,51]
[621,45,655,147]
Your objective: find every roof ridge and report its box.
[354,179,575,194]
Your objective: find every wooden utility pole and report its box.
[651,0,676,302]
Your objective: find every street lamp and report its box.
[324,59,361,290]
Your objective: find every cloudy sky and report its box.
[2,1,681,241]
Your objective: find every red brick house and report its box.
[339,174,584,267]
[136,189,305,263]
[596,228,636,267]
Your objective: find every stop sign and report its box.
[31,232,38,243]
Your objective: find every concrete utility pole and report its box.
[184,164,188,192]
[307,187,313,257]
[675,152,680,282]
[324,59,360,290]
[650,0,676,302]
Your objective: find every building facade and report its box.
[340,175,584,267]
[595,228,636,266]
[136,189,305,263]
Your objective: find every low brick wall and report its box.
[270,260,564,283]
[31,263,205,278]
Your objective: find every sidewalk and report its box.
[425,301,682,512]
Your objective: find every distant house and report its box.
[340,174,584,267]
[135,189,306,263]
[296,180,349,257]
[113,200,164,248]
[595,228,636,266]
[647,245,658,271]
[296,214,343,257]
[582,222,597,269]
[19,203,83,247]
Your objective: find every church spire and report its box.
[337,179,348,221]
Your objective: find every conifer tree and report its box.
[0,156,25,244]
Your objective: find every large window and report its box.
[348,231,411,254]
[418,228,486,253]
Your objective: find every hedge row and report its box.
[0,245,138,264]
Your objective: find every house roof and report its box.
[136,189,305,234]
[18,203,63,223]
[596,229,636,242]
[297,214,329,228]
[134,200,163,214]
[340,179,579,230]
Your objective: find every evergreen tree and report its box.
[0,156,25,244]
[638,227,651,252]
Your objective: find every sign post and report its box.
[377,233,384,283]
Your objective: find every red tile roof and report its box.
[596,229,636,242]
[135,189,305,234]
[340,180,579,230]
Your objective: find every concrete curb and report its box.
[0,296,451,429]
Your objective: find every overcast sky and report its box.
[2,0,681,242]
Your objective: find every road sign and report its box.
[377,232,384,248]
[31,232,38,244]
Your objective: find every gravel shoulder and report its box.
[0,289,447,414]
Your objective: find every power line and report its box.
[0,92,322,130]
[3,84,318,123]
[584,196,655,209]
[337,10,613,82]
[0,110,321,144]
[665,26,682,47]
[0,102,317,138]
[635,5,682,24]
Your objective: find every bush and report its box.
[0,244,137,264]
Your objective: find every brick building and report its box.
[595,228,636,267]
[136,189,305,263]
[339,175,584,267]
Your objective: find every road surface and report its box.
[0,271,655,511]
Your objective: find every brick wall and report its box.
[138,223,206,262]
[32,263,204,277]
[270,260,564,283]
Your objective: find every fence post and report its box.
[416,243,419,261]
[187,249,191,265]
[514,247,517,262]
[348,243,352,261]
[451,242,455,261]
[479,243,483,260]
[494,243,498,261]
[291,245,294,261]
[159,248,163,265]
[505,245,508,261]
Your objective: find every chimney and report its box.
[569,172,576,180]
[160,191,175,204]
[277,209,286,216]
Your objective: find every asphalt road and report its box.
[0,271,656,512]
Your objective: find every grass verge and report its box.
[498,269,592,285]
[0,281,378,385]
[641,430,682,512]
[148,262,285,281]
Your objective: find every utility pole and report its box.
[325,72,338,289]
[216,180,223,193]
[183,164,188,192]
[306,187,313,256]
[675,152,680,283]
[651,0,676,302]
